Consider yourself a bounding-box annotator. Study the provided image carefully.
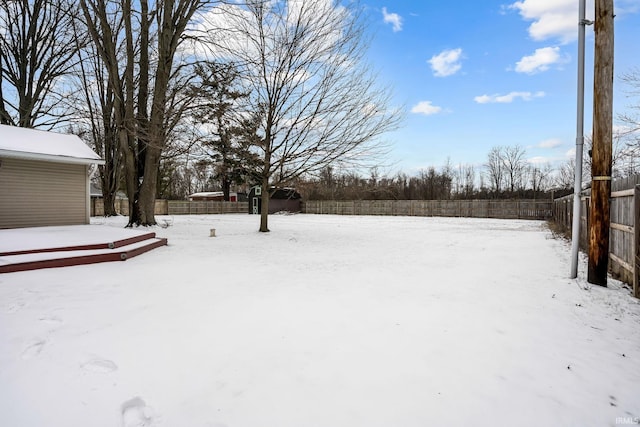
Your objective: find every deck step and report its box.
[0,237,167,274]
[0,232,157,257]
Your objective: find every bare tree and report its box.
[79,0,138,223]
[453,163,475,198]
[528,163,553,194]
[502,145,527,194]
[0,0,80,128]
[203,0,401,231]
[67,16,122,216]
[485,146,504,194]
[80,0,209,226]
[618,68,640,135]
[555,158,576,190]
[617,68,640,175]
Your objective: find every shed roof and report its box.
[189,191,224,198]
[0,124,104,165]
[90,182,126,199]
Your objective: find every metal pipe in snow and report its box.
[570,0,591,279]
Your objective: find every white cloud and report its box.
[510,0,638,43]
[515,46,568,74]
[509,0,584,44]
[538,138,563,149]
[474,91,545,104]
[382,7,403,32]
[411,101,443,116]
[528,156,551,164]
[428,48,463,77]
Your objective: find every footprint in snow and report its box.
[39,316,64,329]
[121,397,155,427]
[21,340,46,360]
[81,358,118,373]
[7,301,26,314]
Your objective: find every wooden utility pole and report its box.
[588,0,614,286]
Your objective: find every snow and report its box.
[1,214,639,427]
[189,191,225,198]
[0,124,103,164]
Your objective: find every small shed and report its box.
[248,186,302,214]
[0,125,104,229]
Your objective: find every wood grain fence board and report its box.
[166,201,248,215]
[610,253,633,273]
[553,186,637,291]
[302,199,551,220]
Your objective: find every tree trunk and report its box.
[136,0,150,221]
[121,131,139,226]
[259,175,270,232]
[102,193,118,216]
[588,0,614,286]
[138,146,161,225]
[100,169,118,216]
[222,174,231,201]
[99,126,120,217]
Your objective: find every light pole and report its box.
[570,0,593,279]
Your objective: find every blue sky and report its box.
[362,0,640,174]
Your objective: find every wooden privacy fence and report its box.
[91,199,169,216]
[91,199,248,216]
[167,201,248,215]
[302,199,553,220]
[553,186,640,297]
[95,198,552,219]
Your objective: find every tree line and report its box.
[296,146,561,201]
[297,131,640,201]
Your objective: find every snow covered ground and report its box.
[1,214,639,427]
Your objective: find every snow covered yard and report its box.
[1,214,639,427]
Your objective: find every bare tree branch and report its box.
[201,0,402,231]
[0,0,83,128]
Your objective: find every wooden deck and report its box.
[0,225,167,273]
